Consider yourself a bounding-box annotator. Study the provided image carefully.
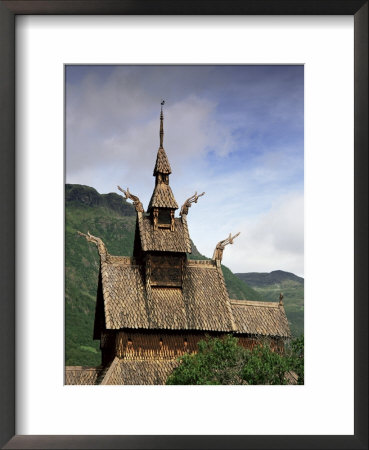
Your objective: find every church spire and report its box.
[160,100,164,148]
[148,102,178,217]
[153,102,172,176]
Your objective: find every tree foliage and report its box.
[166,335,304,385]
[286,335,304,384]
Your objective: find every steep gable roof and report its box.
[91,246,290,338]
[97,257,235,332]
[80,233,291,339]
[147,183,178,210]
[153,147,172,175]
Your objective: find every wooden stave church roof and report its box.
[147,183,178,210]
[153,147,172,175]
[93,242,291,338]
[137,213,191,253]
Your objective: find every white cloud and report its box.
[219,192,304,276]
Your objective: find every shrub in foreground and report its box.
[166,335,303,385]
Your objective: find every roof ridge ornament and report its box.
[212,232,241,262]
[117,186,144,213]
[279,292,284,306]
[180,191,205,216]
[77,231,108,262]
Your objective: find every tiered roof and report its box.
[148,107,178,211]
[92,244,290,337]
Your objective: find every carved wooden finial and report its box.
[117,185,144,213]
[180,191,205,216]
[212,232,240,262]
[77,230,108,261]
[279,293,284,306]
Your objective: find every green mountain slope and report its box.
[235,271,304,337]
[65,184,261,366]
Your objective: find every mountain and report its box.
[236,270,304,287]
[235,271,304,337]
[65,184,262,366]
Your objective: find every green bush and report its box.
[166,335,304,385]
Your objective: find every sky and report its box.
[66,65,304,276]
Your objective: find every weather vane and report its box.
[161,99,165,106]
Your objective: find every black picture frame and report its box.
[0,1,367,449]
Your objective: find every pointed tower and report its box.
[147,104,178,231]
[133,104,191,288]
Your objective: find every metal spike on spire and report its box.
[160,100,165,148]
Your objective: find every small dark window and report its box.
[158,209,171,225]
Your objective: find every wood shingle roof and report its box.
[153,147,172,175]
[230,299,291,338]
[65,366,102,385]
[147,183,178,210]
[137,213,191,253]
[94,249,290,337]
[101,357,180,385]
[98,257,235,332]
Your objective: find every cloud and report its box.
[219,192,304,276]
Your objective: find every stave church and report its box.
[66,105,291,385]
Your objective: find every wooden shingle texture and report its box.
[147,183,178,209]
[138,214,191,253]
[88,236,291,338]
[101,262,149,330]
[101,357,179,385]
[153,147,172,175]
[65,366,102,385]
[99,258,240,332]
[230,300,291,338]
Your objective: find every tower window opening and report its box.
[158,210,171,225]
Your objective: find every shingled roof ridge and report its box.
[180,215,192,253]
[230,299,281,308]
[215,262,237,331]
[105,255,133,264]
[187,259,216,268]
[99,357,119,385]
